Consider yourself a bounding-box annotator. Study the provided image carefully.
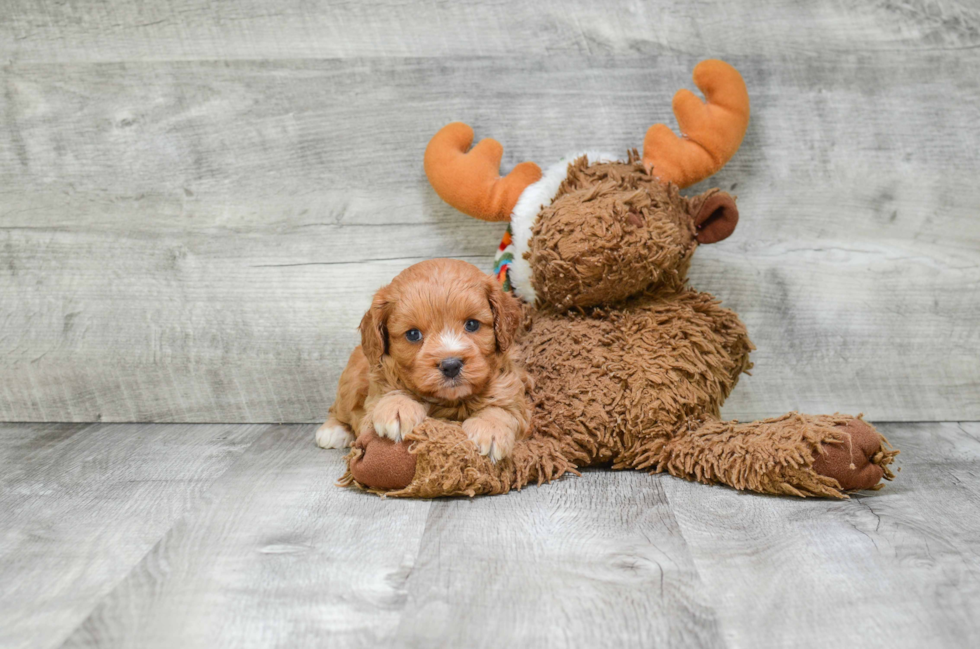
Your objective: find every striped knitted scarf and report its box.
[492,225,515,294]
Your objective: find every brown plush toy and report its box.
[341,60,897,498]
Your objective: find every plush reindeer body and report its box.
[343,61,897,497]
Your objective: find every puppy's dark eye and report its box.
[405,328,422,342]
[464,319,481,333]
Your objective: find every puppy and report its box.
[316,259,529,462]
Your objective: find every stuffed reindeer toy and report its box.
[340,59,897,497]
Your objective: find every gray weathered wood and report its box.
[2,1,978,62]
[663,421,980,649]
[394,472,724,649]
[0,422,271,649]
[1,53,977,422]
[1,1,978,422]
[61,424,432,649]
[0,421,972,648]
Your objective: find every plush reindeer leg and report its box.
[341,418,576,498]
[628,413,897,498]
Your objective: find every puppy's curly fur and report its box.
[316,259,529,462]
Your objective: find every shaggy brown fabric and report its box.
[344,152,899,498]
[640,413,856,497]
[526,154,697,311]
[519,286,754,467]
[343,417,577,498]
[343,413,895,499]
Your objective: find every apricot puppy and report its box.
[316,259,529,462]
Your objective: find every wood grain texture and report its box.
[2,1,978,62]
[61,424,433,649]
[394,472,724,649]
[0,422,270,649]
[663,421,980,649]
[1,4,978,422]
[0,421,970,648]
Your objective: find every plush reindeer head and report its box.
[424,60,750,311]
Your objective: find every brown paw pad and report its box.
[348,429,416,491]
[813,419,897,491]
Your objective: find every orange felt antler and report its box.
[424,122,542,222]
[643,60,750,188]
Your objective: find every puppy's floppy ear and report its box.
[486,277,522,352]
[359,287,390,365]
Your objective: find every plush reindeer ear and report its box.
[359,288,390,365]
[689,190,739,244]
[486,277,523,352]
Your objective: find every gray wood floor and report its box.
[0,421,977,649]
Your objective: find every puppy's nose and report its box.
[439,357,464,379]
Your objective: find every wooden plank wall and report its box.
[1,1,978,422]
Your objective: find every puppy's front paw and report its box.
[372,395,428,442]
[315,418,354,449]
[462,417,516,463]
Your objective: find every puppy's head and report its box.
[360,259,522,402]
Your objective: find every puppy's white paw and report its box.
[462,417,516,463]
[315,420,354,449]
[372,395,428,442]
